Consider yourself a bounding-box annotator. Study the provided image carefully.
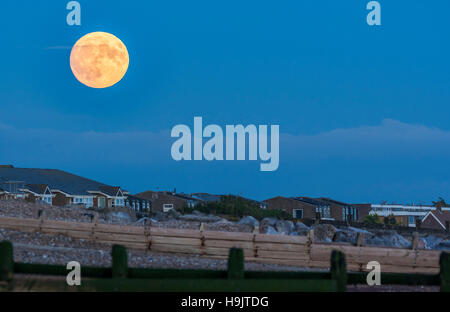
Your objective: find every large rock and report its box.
[213,218,234,225]
[295,222,310,235]
[333,229,357,244]
[151,211,168,222]
[436,239,450,251]
[178,213,222,223]
[364,230,411,248]
[238,216,259,228]
[134,217,158,226]
[260,217,278,227]
[259,217,279,234]
[166,209,181,219]
[261,225,279,235]
[275,220,295,235]
[105,211,132,223]
[419,235,443,250]
[333,227,373,244]
[347,227,372,234]
[312,224,337,242]
[419,235,450,251]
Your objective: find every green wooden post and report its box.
[330,250,347,292]
[440,252,450,292]
[0,241,14,283]
[112,245,128,279]
[228,248,244,279]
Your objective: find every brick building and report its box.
[135,191,191,212]
[421,209,450,231]
[263,196,324,220]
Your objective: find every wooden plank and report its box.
[204,239,254,249]
[0,217,41,229]
[415,250,441,268]
[256,250,310,261]
[255,242,308,252]
[310,244,431,268]
[93,232,148,244]
[254,234,308,244]
[94,223,145,235]
[202,246,254,258]
[202,231,253,241]
[355,247,417,266]
[150,236,201,247]
[310,244,339,261]
[149,227,202,239]
[42,220,94,232]
[40,228,93,239]
[0,224,38,232]
[150,243,204,255]
[91,240,148,250]
[0,216,442,274]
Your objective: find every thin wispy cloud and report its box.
[1,119,450,202]
[281,119,450,159]
[1,119,449,164]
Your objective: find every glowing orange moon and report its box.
[70,32,129,88]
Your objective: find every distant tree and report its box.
[364,214,382,225]
[188,195,292,221]
[383,213,397,226]
[432,197,449,209]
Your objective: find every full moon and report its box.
[70,32,129,88]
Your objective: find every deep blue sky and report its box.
[1,1,450,204]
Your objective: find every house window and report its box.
[163,204,174,212]
[343,207,357,221]
[293,209,303,219]
[42,196,52,205]
[74,197,83,204]
[408,216,415,224]
[316,206,331,219]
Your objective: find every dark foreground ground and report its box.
[0,228,440,292]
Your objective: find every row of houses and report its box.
[262,196,450,231]
[0,165,150,214]
[262,196,366,223]
[0,166,223,215]
[1,165,450,231]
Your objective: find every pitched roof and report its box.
[294,196,330,206]
[174,193,205,202]
[426,210,450,229]
[24,184,49,195]
[263,196,293,202]
[318,197,352,207]
[125,194,150,202]
[135,190,179,201]
[190,193,221,203]
[98,186,122,197]
[0,167,119,196]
